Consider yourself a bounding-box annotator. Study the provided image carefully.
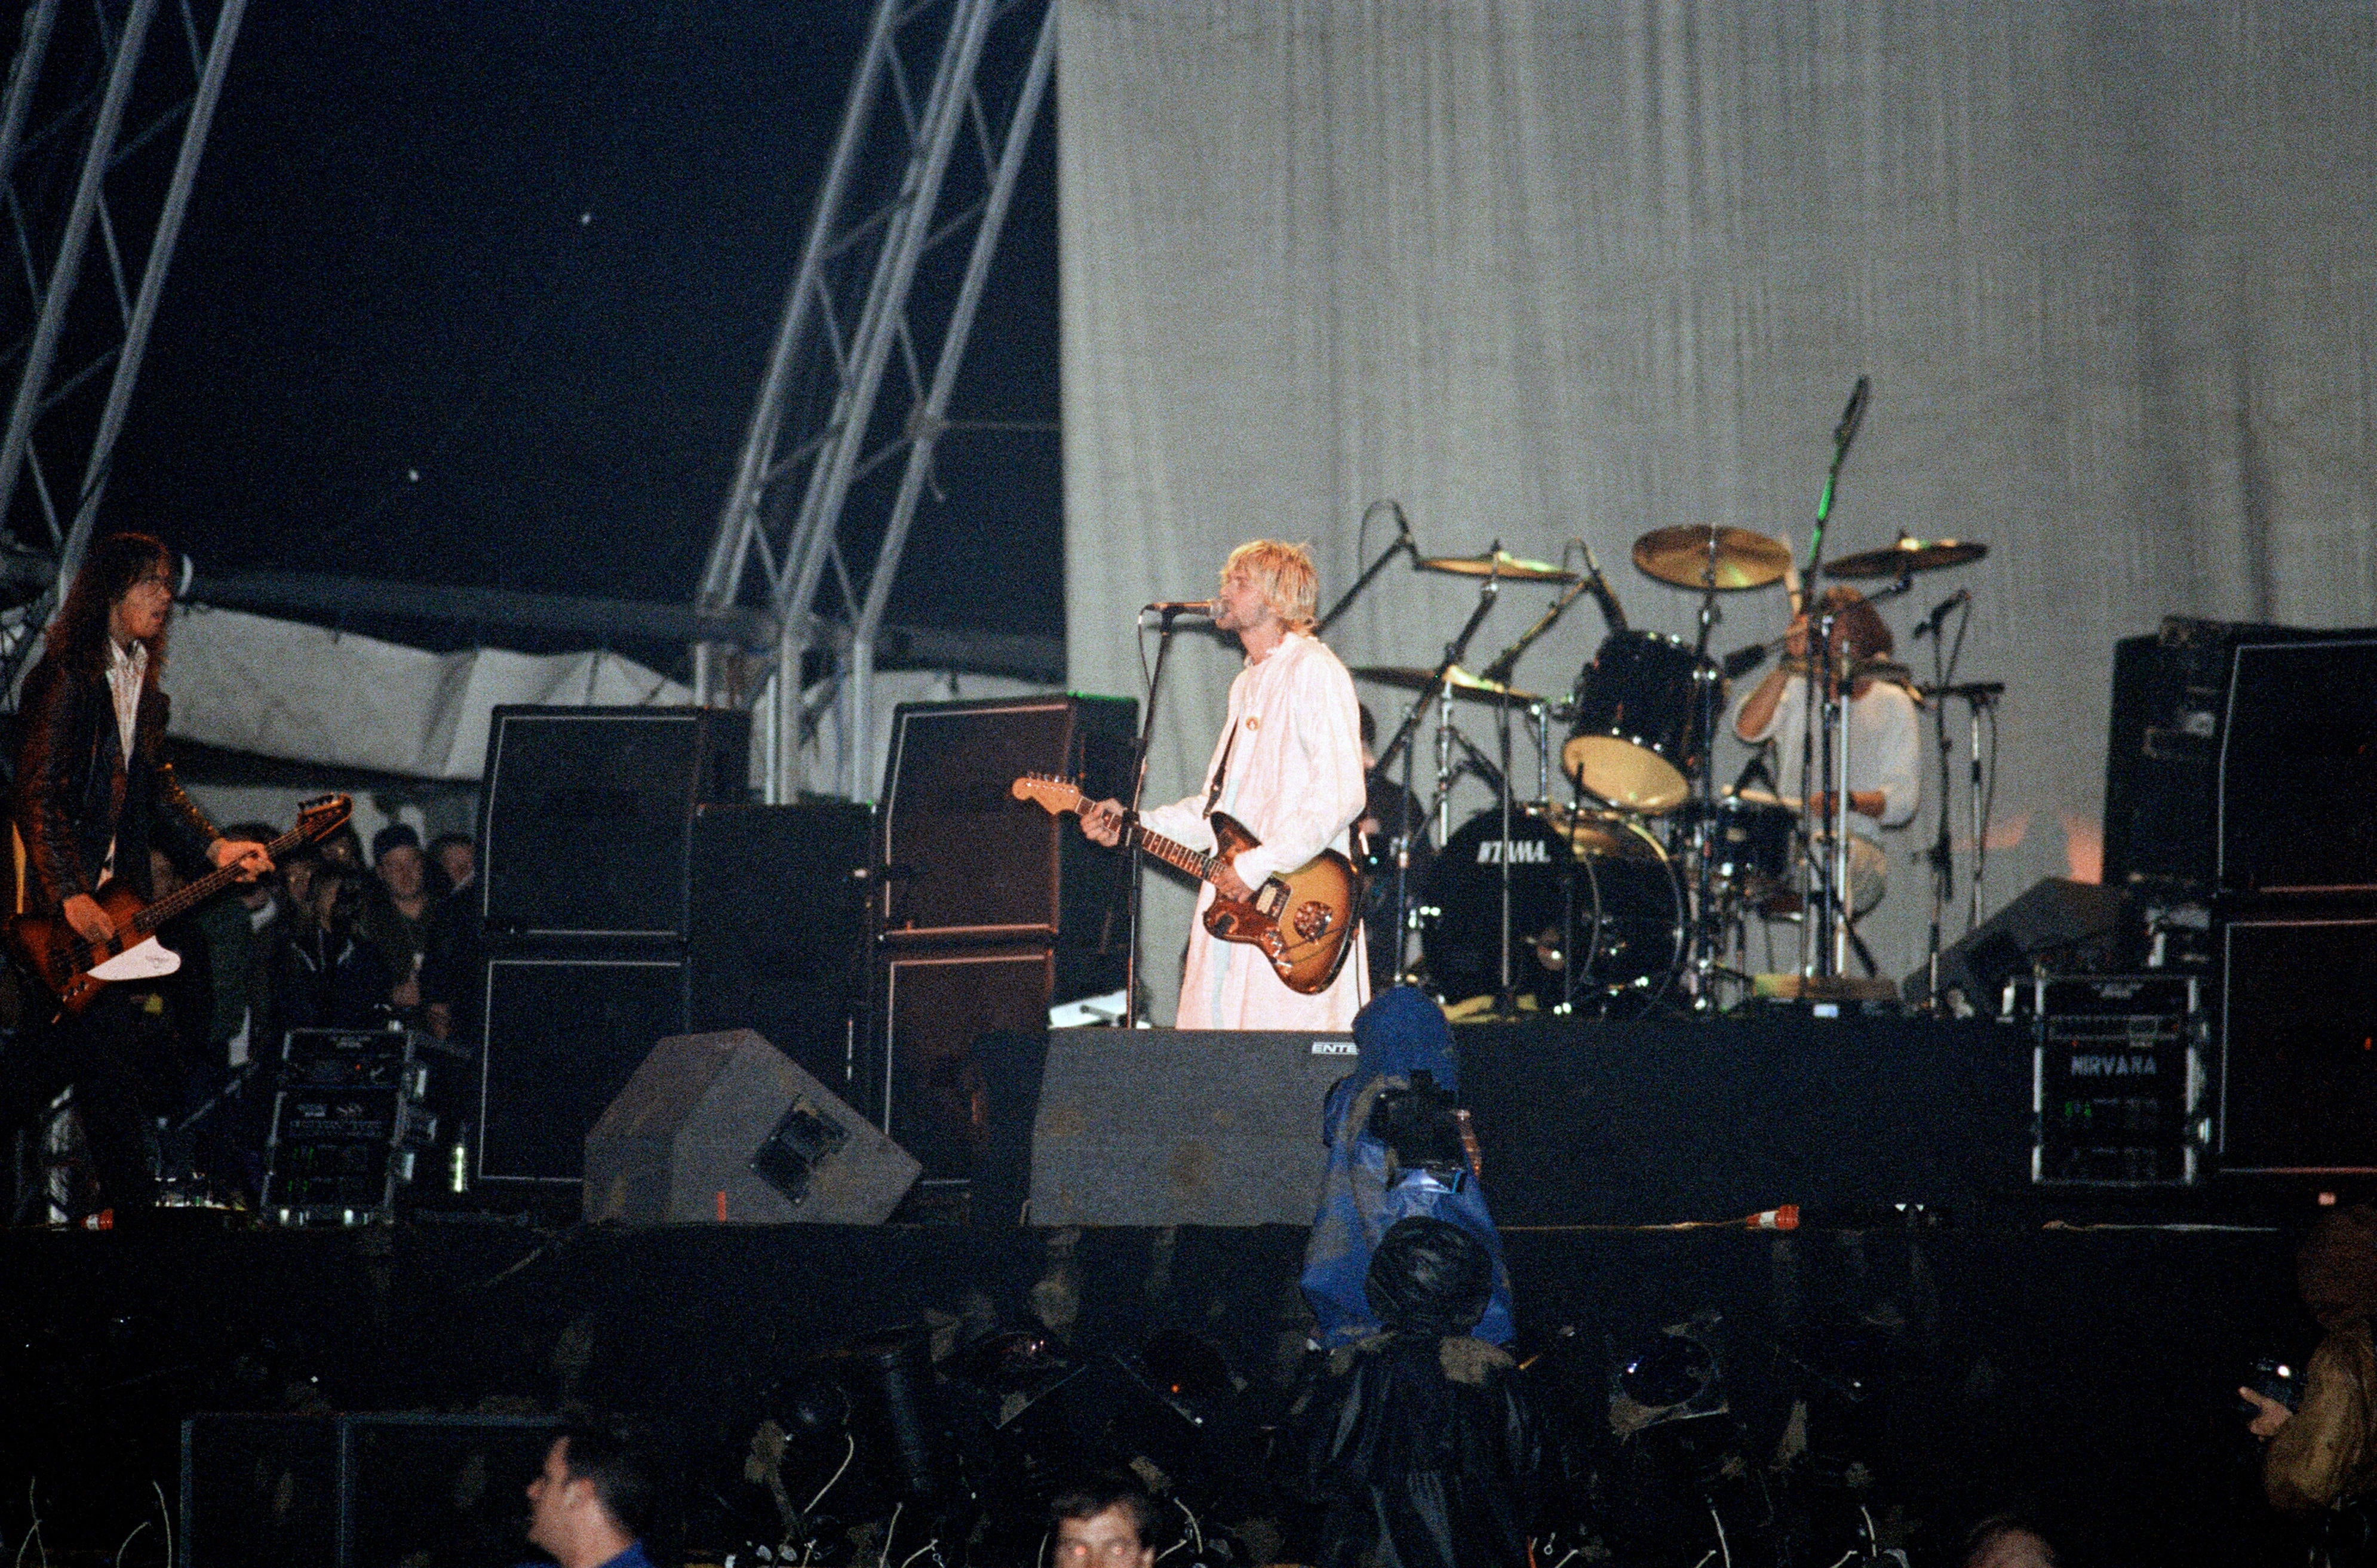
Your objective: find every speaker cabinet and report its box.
[478,952,686,1182]
[2221,916,2377,1173]
[879,694,1134,943]
[478,705,750,939]
[1029,1028,1356,1226]
[685,802,872,1090]
[2221,639,2377,894]
[584,1029,919,1225]
[2102,619,2377,893]
[880,944,1052,1184]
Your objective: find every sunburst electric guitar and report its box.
[1010,773,1364,996]
[8,792,353,1016]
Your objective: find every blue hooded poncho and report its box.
[1298,985,1516,1346]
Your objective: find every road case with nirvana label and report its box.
[2022,974,2206,1187]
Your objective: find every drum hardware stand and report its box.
[1316,500,1421,635]
[1370,562,1504,983]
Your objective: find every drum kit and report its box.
[1353,524,1995,1016]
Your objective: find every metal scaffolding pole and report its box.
[0,0,251,685]
[691,0,1057,803]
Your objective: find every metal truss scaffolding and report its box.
[0,0,249,674]
[692,0,1057,803]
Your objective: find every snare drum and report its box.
[1561,631,1717,813]
[1703,795,1798,904]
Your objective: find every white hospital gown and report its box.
[1140,631,1371,1029]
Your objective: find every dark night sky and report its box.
[102,1,1064,662]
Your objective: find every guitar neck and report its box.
[1061,799,1216,885]
[127,820,320,937]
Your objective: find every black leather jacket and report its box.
[13,650,219,909]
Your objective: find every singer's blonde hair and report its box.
[1220,540,1319,632]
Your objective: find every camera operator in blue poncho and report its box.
[1299,985,1515,1349]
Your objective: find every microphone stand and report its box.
[1120,607,1196,1029]
[1316,500,1417,636]
[1797,376,1869,980]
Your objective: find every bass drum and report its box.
[1418,808,1575,1008]
[1568,811,1685,1001]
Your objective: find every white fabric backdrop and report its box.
[1059,0,2377,1022]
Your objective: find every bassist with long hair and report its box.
[7,532,271,1223]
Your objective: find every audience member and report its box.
[1958,1516,2059,1568]
[213,819,287,1066]
[1051,1476,1160,1568]
[418,837,484,1043]
[2244,1204,2377,1526]
[364,822,434,1020]
[274,862,394,1032]
[523,1418,661,1568]
[319,822,364,869]
[1297,1215,1539,1568]
[428,829,475,899]
[1304,985,1514,1349]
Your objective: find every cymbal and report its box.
[1632,525,1792,591]
[1825,536,1988,579]
[1350,663,1544,707]
[1417,549,1577,583]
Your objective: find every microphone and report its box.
[1721,642,1770,681]
[1141,600,1215,617]
[1910,587,1969,639]
[1834,374,1871,449]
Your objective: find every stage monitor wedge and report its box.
[478,705,750,940]
[584,1029,919,1225]
[1030,1028,1354,1226]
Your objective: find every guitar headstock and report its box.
[294,793,354,838]
[1010,773,1085,816]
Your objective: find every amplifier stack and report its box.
[2100,618,2377,1176]
[873,695,1135,1203]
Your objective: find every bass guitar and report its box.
[1009,773,1363,996]
[7,792,352,1016]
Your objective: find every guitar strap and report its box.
[1203,720,1240,817]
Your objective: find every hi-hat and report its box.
[1417,549,1577,583]
[1825,536,1988,579]
[1632,525,1792,591]
[1351,664,1544,708]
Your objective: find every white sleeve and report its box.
[1868,684,1922,829]
[1230,650,1367,887]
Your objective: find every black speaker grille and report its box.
[479,953,687,1182]
[478,706,748,938]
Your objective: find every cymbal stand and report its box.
[1371,563,1504,982]
[1685,533,1725,1007]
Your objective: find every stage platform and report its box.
[0,1011,2336,1566]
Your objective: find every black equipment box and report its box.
[263,1030,435,1224]
[2023,974,2206,1187]
[182,1411,555,1568]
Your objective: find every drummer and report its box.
[1729,586,1919,915]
